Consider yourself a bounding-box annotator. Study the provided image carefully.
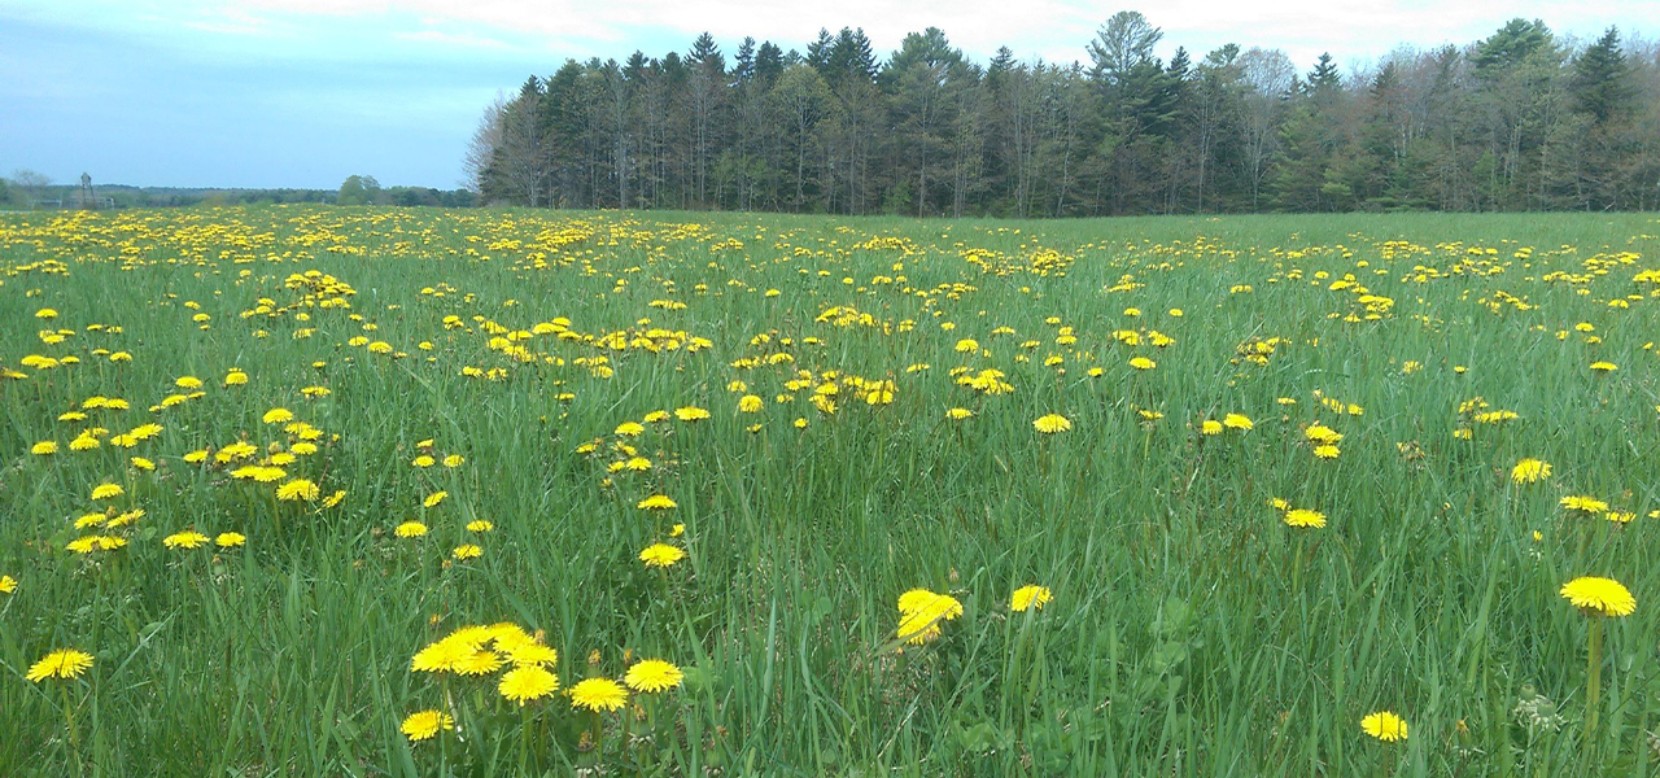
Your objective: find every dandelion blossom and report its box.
[1011,585,1053,612]
[569,677,629,712]
[26,649,94,682]
[422,490,448,508]
[90,483,124,501]
[946,407,975,420]
[1560,577,1636,617]
[276,479,320,501]
[674,406,711,422]
[1361,711,1408,742]
[262,407,294,424]
[624,659,684,693]
[1129,356,1156,370]
[452,544,483,561]
[163,531,210,549]
[1223,413,1253,431]
[0,575,16,594]
[215,532,246,548]
[395,521,428,538]
[30,441,57,456]
[640,543,686,568]
[500,665,560,705]
[1200,420,1223,436]
[400,709,454,743]
[637,494,677,510]
[1283,509,1327,529]
[1560,495,1609,515]
[1511,458,1552,485]
[1033,413,1072,434]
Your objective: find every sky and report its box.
[3,0,1656,190]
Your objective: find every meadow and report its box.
[0,204,1657,776]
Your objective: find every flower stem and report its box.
[1585,615,1604,743]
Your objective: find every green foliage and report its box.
[1,206,1659,774]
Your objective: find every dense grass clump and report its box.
[1,205,1658,775]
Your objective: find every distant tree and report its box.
[12,169,51,207]
[464,96,506,195]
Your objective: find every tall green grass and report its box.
[0,205,1657,775]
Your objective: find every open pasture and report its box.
[1,206,1658,775]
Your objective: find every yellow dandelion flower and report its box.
[31,441,57,455]
[1361,711,1408,742]
[395,521,428,538]
[946,407,975,420]
[640,543,686,568]
[400,709,454,743]
[466,519,494,533]
[674,406,711,422]
[500,665,560,705]
[1200,420,1223,436]
[1560,495,1609,515]
[26,649,94,682]
[624,659,684,693]
[163,531,210,550]
[262,408,294,424]
[90,483,123,501]
[1011,585,1053,612]
[276,479,320,501]
[422,490,448,508]
[569,677,629,712]
[1223,413,1253,431]
[1511,458,1552,484]
[452,544,483,561]
[0,575,16,594]
[1283,509,1327,529]
[1129,356,1156,370]
[1033,413,1072,434]
[1560,576,1636,617]
[215,532,246,548]
[738,395,764,413]
[637,494,677,510]
[452,649,505,676]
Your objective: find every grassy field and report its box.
[1,205,1658,775]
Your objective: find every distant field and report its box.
[1,205,1657,775]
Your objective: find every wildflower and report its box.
[262,408,294,424]
[614,421,644,437]
[163,531,210,549]
[1011,585,1053,612]
[422,490,448,508]
[1223,413,1253,431]
[320,490,347,509]
[1283,509,1327,529]
[452,544,483,561]
[400,710,454,742]
[637,494,677,510]
[1200,420,1223,436]
[500,666,560,705]
[897,589,964,645]
[90,483,124,501]
[26,649,94,682]
[410,455,435,468]
[452,650,505,675]
[739,395,764,413]
[466,519,494,533]
[1304,423,1342,444]
[1560,577,1636,617]
[674,406,711,422]
[395,521,428,538]
[946,407,975,420]
[442,454,463,467]
[569,678,629,712]
[31,441,57,455]
[640,543,686,568]
[223,369,248,386]
[276,479,319,501]
[0,575,15,593]
[670,523,685,537]
[625,659,684,693]
[500,641,558,668]
[1033,413,1072,434]
[1590,361,1617,373]
[1313,445,1341,459]
[1128,356,1156,370]
[1560,495,1609,515]
[1361,711,1408,742]
[215,532,246,548]
[1511,458,1552,484]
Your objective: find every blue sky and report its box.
[3,0,1656,190]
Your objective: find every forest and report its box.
[466,13,1660,217]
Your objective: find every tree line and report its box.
[468,13,1660,217]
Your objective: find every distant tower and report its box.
[79,173,94,209]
